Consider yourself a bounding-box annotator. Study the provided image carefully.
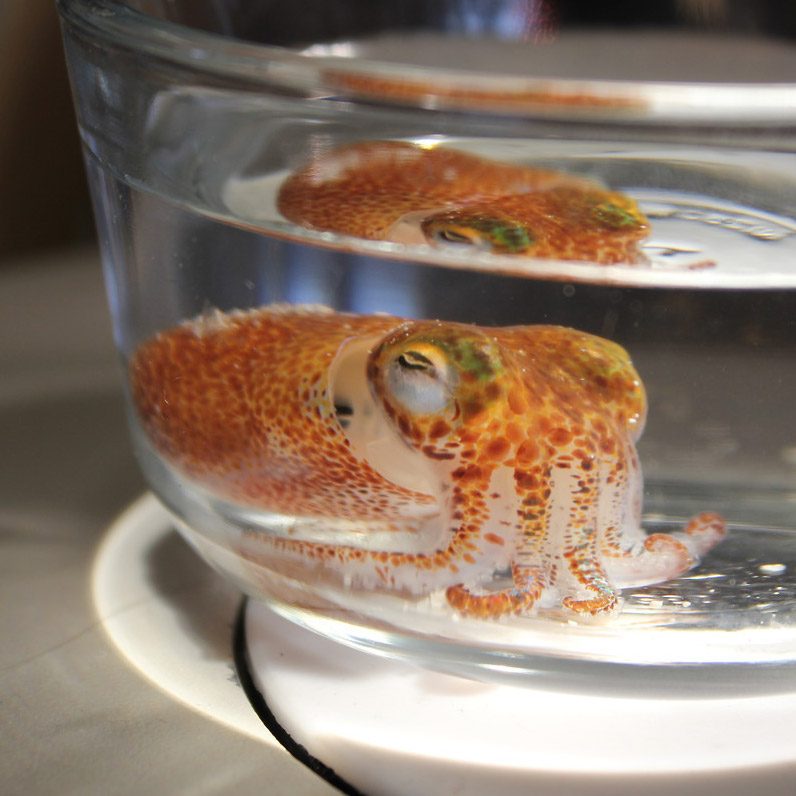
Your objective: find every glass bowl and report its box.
[58,0,796,679]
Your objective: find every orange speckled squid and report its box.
[277,140,650,264]
[131,306,725,619]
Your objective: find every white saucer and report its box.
[91,494,274,745]
[245,587,796,796]
[93,494,796,795]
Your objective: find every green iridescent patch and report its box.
[593,202,641,229]
[451,338,503,382]
[488,222,534,253]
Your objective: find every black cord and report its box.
[232,599,369,796]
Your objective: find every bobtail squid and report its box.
[130,305,725,619]
[277,140,650,265]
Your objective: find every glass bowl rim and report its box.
[58,0,796,123]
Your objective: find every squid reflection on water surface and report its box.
[131,305,725,620]
[277,141,650,265]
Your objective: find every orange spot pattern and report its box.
[131,308,431,520]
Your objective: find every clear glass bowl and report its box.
[59,0,796,678]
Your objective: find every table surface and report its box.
[0,247,336,796]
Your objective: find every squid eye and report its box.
[397,350,435,370]
[433,228,476,246]
[386,348,453,415]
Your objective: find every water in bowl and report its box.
[86,125,796,672]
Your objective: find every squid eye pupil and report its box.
[435,228,474,245]
[397,350,435,371]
